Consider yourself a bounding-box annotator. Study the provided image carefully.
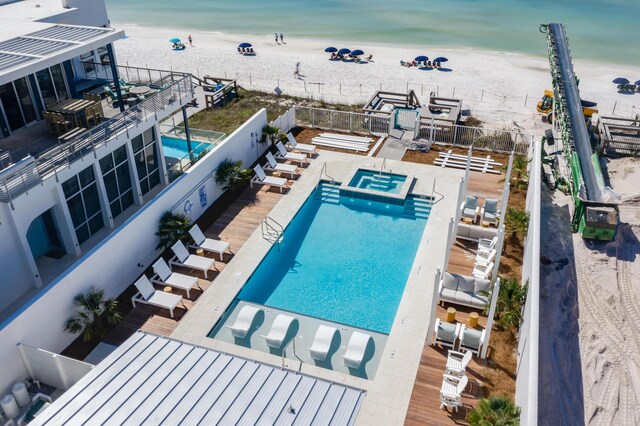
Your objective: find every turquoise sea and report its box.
[106,0,640,66]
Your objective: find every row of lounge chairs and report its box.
[227,305,372,368]
[250,137,316,192]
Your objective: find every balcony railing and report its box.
[0,70,193,205]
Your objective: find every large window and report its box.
[36,64,68,106]
[62,166,104,245]
[132,128,160,196]
[80,51,96,76]
[100,145,134,219]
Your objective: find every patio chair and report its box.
[264,152,298,178]
[342,331,372,369]
[169,240,215,279]
[275,142,307,166]
[445,350,473,377]
[433,318,460,349]
[131,275,185,318]
[250,164,288,193]
[225,305,263,339]
[440,374,468,412]
[480,199,500,226]
[461,195,479,222]
[307,325,338,361]
[84,105,98,128]
[286,133,316,156]
[94,100,105,122]
[151,257,202,299]
[473,261,493,279]
[478,236,498,254]
[188,224,231,260]
[476,248,497,264]
[457,324,486,356]
[17,393,53,425]
[261,314,296,348]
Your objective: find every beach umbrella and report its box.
[169,38,181,43]
[325,47,337,53]
[239,42,252,48]
[434,57,448,62]
[612,77,629,84]
[415,55,428,62]
[338,48,351,55]
[635,80,640,85]
[351,49,364,56]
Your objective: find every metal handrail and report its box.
[261,216,284,246]
[319,162,335,183]
[281,336,297,367]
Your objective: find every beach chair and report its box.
[445,350,473,377]
[286,133,316,156]
[264,152,298,178]
[151,257,201,299]
[307,325,338,361]
[250,164,288,193]
[480,199,500,226]
[342,331,372,369]
[225,305,263,339]
[478,236,498,254]
[473,261,493,279]
[433,318,460,349]
[461,195,479,221]
[275,142,307,166]
[131,275,185,318]
[169,240,215,279]
[457,324,486,356]
[261,314,296,348]
[476,248,497,265]
[188,224,231,260]
[440,374,468,412]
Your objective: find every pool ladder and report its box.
[261,216,284,247]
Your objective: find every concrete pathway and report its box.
[375,130,414,160]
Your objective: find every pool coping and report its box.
[171,151,464,425]
[341,167,414,200]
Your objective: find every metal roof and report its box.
[32,332,366,425]
[0,24,125,85]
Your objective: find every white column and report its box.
[154,125,169,185]
[491,225,506,283]
[505,151,515,182]
[498,182,511,231]
[124,139,144,206]
[6,205,42,287]
[463,146,472,197]
[54,184,81,257]
[93,163,115,229]
[481,277,501,358]
[442,217,455,273]
[426,267,442,346]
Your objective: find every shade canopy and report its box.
[351,49,364,56]
[239,42,252,48]
[434,57,448,62]
[324,47,337,53]
[169,37,181,43]
[337,48,351,55]
[415,55,428,62]
[635,80,640,85]
[612,77,629,84]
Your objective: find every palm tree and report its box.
[481,277,528,329]
[215,159,252,192]
[155,211,191,250]
[504,207,529,239]
[64,287,122,343]
[467,395,521,425]
[260,125,280,150]
[500,155,529,190]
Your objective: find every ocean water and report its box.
[106,0,640,65]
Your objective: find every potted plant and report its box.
[155,211,191,250]
[467,395,521,425]
[215,159,251,193]
[64,287,122,343]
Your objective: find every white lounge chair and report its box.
[433,318,460,349]
[188,224,231,260]
[131,275,185,318]
[261,314,296,348]
[458,324,486,356]
[461,195,479,221]
[286,132,316,156]
[151,258,201,299]
[480,198,500,226]
[440,374,468,412]
[307,325,338,361]
[478,236,498,254]
[476,248,497,264]
[276,141,307,166]
[170,240,215,279]
[251,164,288,193]
[342,331,372,369]
[473,261,493,279]
[445,350,473,377]
[264,151,298,178]
[225,305,263,339]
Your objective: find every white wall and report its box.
[0,204,35,310]
[0,109,267,395]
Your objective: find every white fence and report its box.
[269,107,297,134]
[18,344,94,390]
[515,137,542,425]
[295,106,391,135]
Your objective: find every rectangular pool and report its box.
[237,185,427,333]
[348,170,407,194]
[161,136,211,159]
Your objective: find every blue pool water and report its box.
[348,170,407,194]
[238,188,427,333]
[161,136,210,159]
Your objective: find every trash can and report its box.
[1,394,19,419]
[12,382,30,406]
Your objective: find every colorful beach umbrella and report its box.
[239,42,252,48]
[351,49,364,56]
[325,47,338,53]
[415,55,428,62]
[612,77,629,84]
[434,57,448,62]
[169,38,181,43]
[337,48,351,55]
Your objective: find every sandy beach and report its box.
[113,24,640,131]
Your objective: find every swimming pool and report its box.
[161,136,211,159]
[348,170,407,194]
[237,183,428,333]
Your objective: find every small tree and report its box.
[260,125,280,148]
[155,211,191,250]
[501,155,529,190]
[467,395,521,425]
[481,277,527,330]
[64,287,122,343]
[504,207,529,239]
[215,159,251,192]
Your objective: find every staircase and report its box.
[403,195,432,219]
[315,181,341,204]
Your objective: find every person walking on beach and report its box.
[275,33,279,45]
[188,34,193,46]
[294,62,300,79]
[280,33,284,44]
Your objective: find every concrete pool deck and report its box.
[171,151,464,425]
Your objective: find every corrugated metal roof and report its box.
[32,332,366,426]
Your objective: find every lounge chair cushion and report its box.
[439,272,491,309]
[474,278,491,294]
[440,287,458,302]
[470,293,490,307]
[454,291,474,306]
[441,273,459,291]
[461,328,483,350]
[437,321,457,343]
[484,199,498,213]
[456,277,475,293]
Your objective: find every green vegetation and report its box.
[504,207,529,239]
[500,155,530,190]
[155,211,191,250]
[64,287,122,343]
[481,277,528,330]
[467,395,521,425]
[215,159,252,193]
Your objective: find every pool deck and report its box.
[170,151,465,425]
